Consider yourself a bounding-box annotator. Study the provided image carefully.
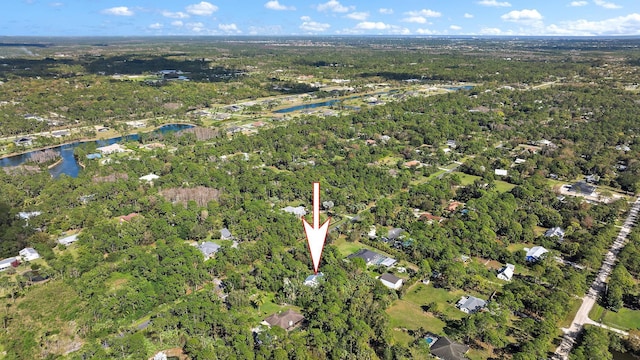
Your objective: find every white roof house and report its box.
[545,227,565,240]
[494,169,508,176]
[497,264,515,281]
[19,247,40,261]
[525,246,549,262]
[457,296,487,314]
[96,143,125,155]
[0,257,18,271]
[304,272,325,287]
[58,234,79,246]
[379,273,403,290]
[198,242,221,259]
[281,206,307,218]
[139,173,160,182]
[18,211,42,220]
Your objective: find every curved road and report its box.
[554,196,640,359]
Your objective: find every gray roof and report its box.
[347,249,383,264]
[570,181,596,195]
[380,273,402,285]
[220,228,233,239]
[458,296,487,313]
[545,227,565,238]
[198,242,221,257]
[58,234,79,245]
[387,228,405,240]
[430,337,469,360]
[281,206,307,217]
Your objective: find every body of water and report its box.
[0,123,193,178]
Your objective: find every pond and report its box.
[0,123,193,178]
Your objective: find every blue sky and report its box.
[2,0,640,36]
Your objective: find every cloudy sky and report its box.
[2,0,640,36]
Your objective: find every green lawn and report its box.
[602,307,640,331]
[386,299,446,334]
[495,180,516,193]
[589,303,605,322]
[403,284,466,321]
[453,172,480,185]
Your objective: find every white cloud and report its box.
[346,12,369,21]
[264,0,295,11]
[219,23,241,33]
[450,25,462,30]
[248,25,283,35]
[478,0,511,7]
[101,6,134,16]
[594,0,622,9]
[569,1,588,6]
[300,21,331,32]
[480,27,504,35]
[162,11,190,19]
[546,13,640,35]
[406,9,442,18]
[186,2,218,16]
[316,0,350,13]
[355,21,390,30]
[402,17,429,24]
[149,23,163,29]
[464,13,474,18]
[186,22,205,32]
[416,28,435,35]
[379,8,393,15]
[501,9,543,22]
[171,21,184,27]
[300,16,312,21]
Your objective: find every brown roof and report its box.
[420,213,443,222]
[447,201,464,212]
[264,309,305,331]
[119,213,140,223]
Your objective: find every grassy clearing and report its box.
[602,307,640,331]
[453,172,480,185]
[495,180,515,193]
[506,243,535,253]
[386,300,446,334]
[403,283,466,321]
[590,303,605,322]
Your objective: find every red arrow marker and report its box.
[303,182,331,274]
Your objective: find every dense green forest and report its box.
[1,37,640,359]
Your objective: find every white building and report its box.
[303,273,324,287]
[19,248,40,261]
[281,206,307,218]
[139,173,160,182]
[494,169,508,176]
[379,273,403,290]
[96,143,125,155]
[0,257,17,271]
[58,234,79,246]
[497,264,515,281]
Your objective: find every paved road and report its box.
[554,197,640,359]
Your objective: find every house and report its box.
[429,335,470,360]
[525,246,548,262]
[139,173,160,183]
[447,201,464,212]
[585,174,600,184]
[19,248,40,261]
[58,234,79,246]
[303,272,324,287]
[197,241,221,259]
[262,309,305,331]
[347,249,396,267]
[457,295,487,314]
[51,130,70,138]
[446,140,457,148]
[119,213,140,223]
[494,169,508,176]
[96,143,125,155]
[404,160,421,168]
[18,211,41,220]
[379,273,403,290]
[220,228,233,240]
[514,158,526,164]
[545,227,565,240]
[569,181,596,196]
[387,228,405,241]
[0,257,18,271]
[281,206,307,218]
[420,213,444,224]
[14,137,33,147]
[497,263,515,281]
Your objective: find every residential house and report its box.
[197,241,221,260]
[497,263,515,281]
[494,169,508,176]
[281,206,307,218]
[586,174,600,184]
[525,246,548,262]
[347,249,396,267]
[457,295,487,314]
[447,201,464,212]
[220,228,234,240]
[19,248,40,261]
[58,234,79,246]
[446,140,457,148]
[404,160,421,168]
[420,213,444,224]
[514,158,526,164]
[14,137,33,147]
[569,181,596,196]
[387,228,405,241]
[262,309,305,331]
[303,272,324,287]
[18,211,41,220]
[545,227,565,241]
[0,257,18,271]
[96,143,125,155]
[428,335,470,360]
[379,273,403,290]
[139,173,160,183]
